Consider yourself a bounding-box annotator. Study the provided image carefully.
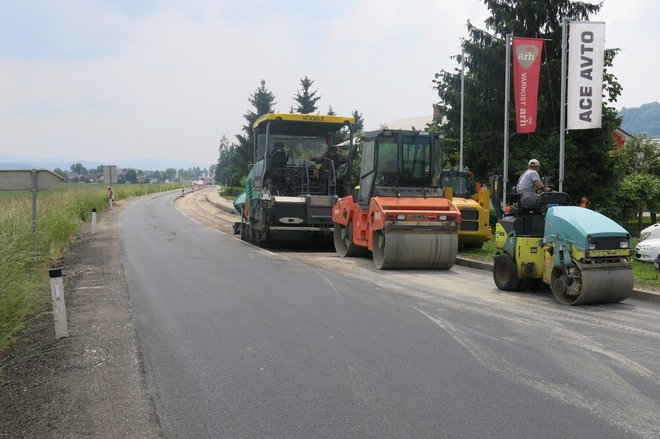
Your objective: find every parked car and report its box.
[635,237,660,262]
[639,222,660,242]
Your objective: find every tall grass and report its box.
[0,183,180,355]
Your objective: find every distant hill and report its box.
[0,155,212,172]
[619,102,660,138]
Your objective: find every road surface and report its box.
[121,188,660,438]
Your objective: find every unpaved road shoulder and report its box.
[1,198,160,439]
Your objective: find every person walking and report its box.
[107,186,114,208]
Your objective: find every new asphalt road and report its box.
[121,191,660,438]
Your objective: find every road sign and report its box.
[0,169,64,191]
[103,165,118,184]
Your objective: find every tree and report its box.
[292,76,321,114]
[70,162,87,176]
[216,135,237,185]
[432,0,622,210]
[618,134,660,225]
[178,168,189,181]
[124,169,138,184]
[352,110,365,134]
[164,168,177,181]
[232,80,276,182]
[622,134,660,176]
[53,167,68,181]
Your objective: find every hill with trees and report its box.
[619,102,660,137]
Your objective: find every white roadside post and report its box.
[49,268,68,339]
[91,208,97,235]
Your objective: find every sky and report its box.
[1,0,658,170]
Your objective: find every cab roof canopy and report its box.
[253,113,355,136]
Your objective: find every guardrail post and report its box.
[49,268,68,339]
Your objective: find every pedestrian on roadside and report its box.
[107,186,114,208]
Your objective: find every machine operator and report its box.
[517,159,551,208]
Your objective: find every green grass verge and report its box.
[0,183,180,356]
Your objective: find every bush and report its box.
[221,186,243,197]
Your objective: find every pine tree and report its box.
[293,76,321,114]
[234,80,276,178]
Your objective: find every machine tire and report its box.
[493,253,521,291]
[333,221,368,257]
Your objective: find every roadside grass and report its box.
[0,183,179,359]
[220,186,242,201]
[458,235,660,289]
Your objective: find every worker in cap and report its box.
[516,159,550,208]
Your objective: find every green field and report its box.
[0,183,180,357]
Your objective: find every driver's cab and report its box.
[251,113,355,197]
[357,129,445,208]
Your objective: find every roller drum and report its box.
[551,263,633,305]
[372,232,457,270]
[334,221,369,257]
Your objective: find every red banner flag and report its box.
[512,37,543,133]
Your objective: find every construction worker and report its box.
[516,159,550,208]
[313,136,337,179]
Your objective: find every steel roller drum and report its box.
[551,262,633,305]
[372,232,458,270]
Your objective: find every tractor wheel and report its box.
[493,253,521,291]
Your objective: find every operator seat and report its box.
[270,142,288,167]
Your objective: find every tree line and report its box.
[56,163,208,184]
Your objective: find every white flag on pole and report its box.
[567,21,605,130]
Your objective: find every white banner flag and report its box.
[567,21,605,130]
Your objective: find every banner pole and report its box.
[503,33,512,207]
[460,48,465,171]
[559,18,568,193]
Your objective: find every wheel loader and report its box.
[489,175,633,305]
[234,113,355,244]
[332,129,460,269]
[440,169,491,246]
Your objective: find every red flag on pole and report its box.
[512,37,543,133]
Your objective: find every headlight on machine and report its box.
[397,214,406,221]
[438,215,447,221]
[588,243,597,250]
[620,241,630,249]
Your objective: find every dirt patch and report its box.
[0,201,160,438]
